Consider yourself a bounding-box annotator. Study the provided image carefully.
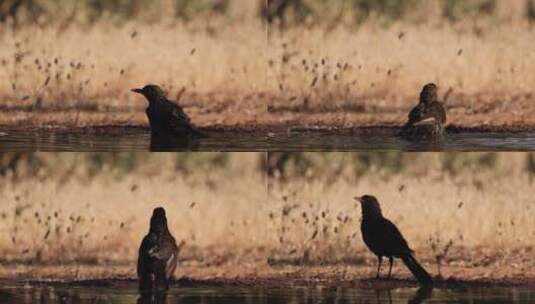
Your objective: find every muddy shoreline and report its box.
[2,123,535,134]
[1,263,534,288]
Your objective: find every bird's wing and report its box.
[410,102,446,125]
[165,251,178,278]
[172,114,204,137]
[407,103,424,125]
[148,235,178,261]
[147,235,178,279]
[160,100,203,136]
[137,233,157,276]
[163,99,191,123]
[380,218,413,255]
[427,102,446,124]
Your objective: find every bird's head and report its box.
[354,195,383,217]
[150,206,169,233]
[132,84,167,101]
[419,83,438,105]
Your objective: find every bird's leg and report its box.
[376,256,383,279]
[388,257,394,279]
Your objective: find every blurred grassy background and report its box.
[0,152,251,180]
[261,1,535,126]
[1,152,534,276]
[264,0,535,26]
[1,1,535,129]
[0,0,254,24]
[267,152,535,271]
[1,0,534,25]
[267,152,535,179]
[0,152,267,264]
[266,0,535,127]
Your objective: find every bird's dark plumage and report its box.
[138,207,179,291]
[132,84,204,138]
[400,83,446,139]
[355,195,433,286]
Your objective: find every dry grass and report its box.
[269,22,535,99]
[0,18,268,128]
[267,153,535,273]
[0,152,268,264]
[1,152,535,283]
[2,16,535,130]
[266,22,535,128]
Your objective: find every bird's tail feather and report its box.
[401,254,433,286]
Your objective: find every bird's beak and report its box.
[131,88,143,94]
[353,196,362,203]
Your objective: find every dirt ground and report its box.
[2,263,534,288]
[2,93,535,133]
[263,93,535,132]
[2,252,534,288]
[0,97,268,132]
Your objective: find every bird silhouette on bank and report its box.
[399,83,446,139]
[138,207,179,291]
[132,84,204,138]
[355,195,433,286]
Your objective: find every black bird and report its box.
[355,195,433,286]
[138,207,179,291]
[407,83,444,125]
[132,84,204,138]
[400,83,446,138]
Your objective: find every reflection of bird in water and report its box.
[375,289,393,304]
[137,291,168,304]
[373,286,433,304]
[132,84,205,139]
[408,286,433,304]
[399,83,446,140]
[355,195,433,286]
[138,207,179,292]
[149,133,201,151]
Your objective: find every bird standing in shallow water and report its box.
[138,207,179,291]
[355,195,433,286]
[132,84,204,138]
[400,83,446,139]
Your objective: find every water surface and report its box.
[0,281,534,304]
[0,129,268,152]
[2,128,535,151]
[268,129,535,151]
